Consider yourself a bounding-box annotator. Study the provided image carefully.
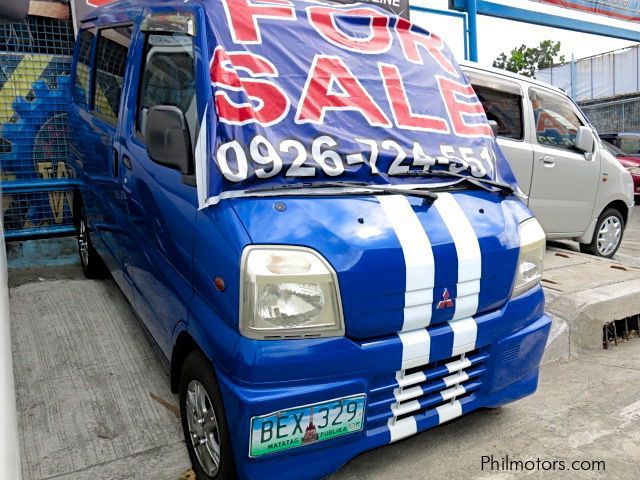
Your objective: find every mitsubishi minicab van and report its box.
[69,1,551,479]
[462,63,634,258]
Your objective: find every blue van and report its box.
[68,1,551,479]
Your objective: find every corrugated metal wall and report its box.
[537,46,640,103]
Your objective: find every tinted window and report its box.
[73,29,94,108]
[137,33,196,144]
[93,26,132,124]
[530,88,583,151]
[474,85,523,140]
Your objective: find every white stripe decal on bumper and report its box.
[377,195,434,331]
[449,318,478,356]
[436,400,463,424]
[388,416,417,442]
[398,329,431,370]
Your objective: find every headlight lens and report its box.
[512,218,546,297]
[240,246,344,339]
[626,166,640,175]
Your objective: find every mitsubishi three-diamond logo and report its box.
[436,288,454,309]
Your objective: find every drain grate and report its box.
[603,315,640,349]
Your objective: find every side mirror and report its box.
[488,120,499,137]
[0,0,29,22]
[145,105,192,175]
[575,126,595,153]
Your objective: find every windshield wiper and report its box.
[401,170,515,195]
[245,180,438,202]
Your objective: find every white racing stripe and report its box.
[377,195,434,331]
[380,193,482,443]
[434,193,481,355]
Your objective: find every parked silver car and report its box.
[462,62,634,257]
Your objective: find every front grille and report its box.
[367,349,489,432]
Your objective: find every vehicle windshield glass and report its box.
[603,140,626,157]
[200,1,518,206]
[619,137,640,155]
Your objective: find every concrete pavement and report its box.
[9,277,191,480]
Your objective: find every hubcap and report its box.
[596,216,622,256]
[78,221,89,266]
[186,380,221,477]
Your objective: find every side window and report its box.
[473,85,523,140]
[73,29,95,108]
[93,26,132,125]
[136,32,196,146]
[529,88,583,151]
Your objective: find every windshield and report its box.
[199,0,518,206]
[603,140,627,157]
[619,137,640,156]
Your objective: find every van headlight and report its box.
[512,218,546,297]
[240,246,344,339]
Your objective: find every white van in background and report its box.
[462,62,634,258]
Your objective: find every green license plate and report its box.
[249,394,366,457]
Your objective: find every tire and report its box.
[579,208,625,258]
[179,350,236,480]
[77,213,108,279]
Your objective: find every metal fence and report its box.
[581,96,640,135]
[0,15,78,240]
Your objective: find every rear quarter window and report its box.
[73,29,95,109]
[93,26,132,125]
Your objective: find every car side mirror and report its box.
[488,120,499,137]
[145,105,192,176]
[0,0,29,22]
[575,126,595,154]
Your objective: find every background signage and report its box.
[330,0,410,19]
[533,0,640,22]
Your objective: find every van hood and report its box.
[230,191,531,340]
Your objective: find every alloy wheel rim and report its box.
[78,221,89,266]
[186,380,221,477]
[596,216,621,256]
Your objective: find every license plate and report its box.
[249,394,366,457]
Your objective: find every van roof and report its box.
[459,60,566,96]
[80,0,200,22]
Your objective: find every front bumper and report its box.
[216,287,551,480]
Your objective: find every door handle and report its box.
[122,155,132,171]
[540,155,555,167]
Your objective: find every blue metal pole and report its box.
[467,0,479,62]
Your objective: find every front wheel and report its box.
[179,351,236,480]
[579,208,625,258]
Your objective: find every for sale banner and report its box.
[533,1,640,22]
[200,0,518,207]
